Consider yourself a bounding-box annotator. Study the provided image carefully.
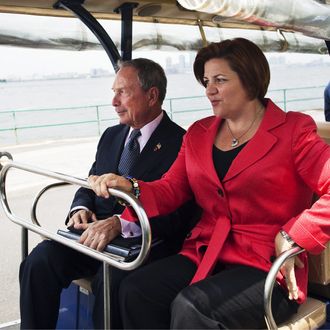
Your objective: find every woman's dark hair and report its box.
[193,38,270,101]
[118,58,167,105]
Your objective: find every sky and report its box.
[0,47,193,78]
[0,47,113,78]
[0,46,329,80]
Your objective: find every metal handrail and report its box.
[0,151,13,170]
[0,85,325,143]
[264,245,305,330]
[31,181,70,227]
[0,159,152,329]
[16,181,71,260]
[0,160,151,270]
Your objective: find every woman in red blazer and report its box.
[89,38,330,329]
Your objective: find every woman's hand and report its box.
[275,232,304,300]
[88,173,132,198]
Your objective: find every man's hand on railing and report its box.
[67,209,97,230]
[79,216,122,252]
[275,232,304,300]
[88,174,132,199]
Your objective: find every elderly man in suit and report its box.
[19,58,198,329]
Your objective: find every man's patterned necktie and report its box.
[118,129,141,176]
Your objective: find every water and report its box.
[0,61,329,146]
[0,63,329,111]
[0,74,205,111]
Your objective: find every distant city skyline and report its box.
[1,46,329,81]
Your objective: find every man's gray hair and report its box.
[118,58,167,104]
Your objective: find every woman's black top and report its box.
[212,142,247,181]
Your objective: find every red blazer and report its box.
[123,99,330,303]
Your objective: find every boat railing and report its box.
[0,85,326,144]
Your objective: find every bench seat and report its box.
[279,297,326,330]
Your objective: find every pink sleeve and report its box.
[283,115,330,254]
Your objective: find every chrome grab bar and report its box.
[0,158,152,330]
[264,245,305,330]
[0,151,12,170]
[17,181,70,259]
[31,181,70,226]
[0,159,152,269]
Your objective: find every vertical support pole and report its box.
[103,261,112,329]
[197,19,208,48]
[283,88,287,112]
[114,3,138,61]
[96,105,101,136]
[169,98,173,120]
[12,112,18,144]
[21,228,29,260]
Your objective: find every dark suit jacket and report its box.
[69,111,200,254]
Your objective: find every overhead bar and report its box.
[53,0,121,71]
[115,2,138,61]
